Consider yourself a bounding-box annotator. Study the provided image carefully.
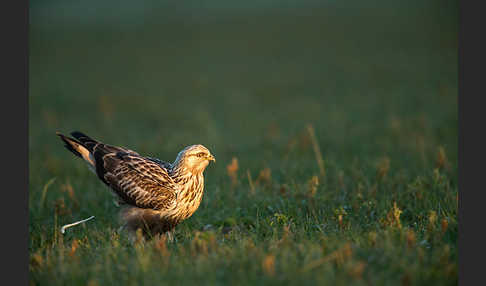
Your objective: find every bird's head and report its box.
[174,144,215,174]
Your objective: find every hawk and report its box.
[57,131,215,240]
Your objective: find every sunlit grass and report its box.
[29,1,457,285]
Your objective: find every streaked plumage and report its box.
[57,131,215,240]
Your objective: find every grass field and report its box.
[29,1,458,285]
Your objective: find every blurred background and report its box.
[29,0,458,176]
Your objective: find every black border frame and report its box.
[458,1,483,286]
[2,0,473,284]
[2,0,29,284]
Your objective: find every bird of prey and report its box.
[56,131,215,240]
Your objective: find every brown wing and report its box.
[102,152,178,210]
[144,157,173,170]
[67,131,177,210]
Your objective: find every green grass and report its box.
[29,1,457,285]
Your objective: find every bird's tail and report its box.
[56,131,97,170]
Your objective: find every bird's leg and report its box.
[123,227,149,245]
[166,231,175,243]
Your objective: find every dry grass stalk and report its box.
[247,170,255,195]
[284,137,298,161]
[42,109,59,128]
[61,182,79,209]
[334,207,347,230]
[440,245,451,265]
[69,239,79,258]
[98,95,114,121]
[428,211,437,232]
[266,123,280,141]
[416,134,426,166]
[306,124,326,177]
[191,232,209,256]
[307,175,319,197]
[338,214,344,229]
[30,252,44,269]
[301,243,353,272]
[349,261,367,279]
[87,279,100,286]
[377,157,390,180]
[436,146,448,169]
[401,273,412,286]
[255,167,271,186]
[441,218,449,234]
[389,116,401,132]
[406,229,416,248]
[279,184,288,196]
[369,183,378,197]
[262,254,276,276]
[54,198,71,216]
[277,225,292,247]
[226,157,239,186]
[338,170,345,190]
[39,177,56,211]
[155,235,171,258]
[383,202,402,229]
[368,231,377,247]
[134,228,145,246]
[392,202,402,229]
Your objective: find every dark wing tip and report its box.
[71,131,88,139]
[69,131,99,152]
[56,132,83,158]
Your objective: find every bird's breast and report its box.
[174,174,205,220]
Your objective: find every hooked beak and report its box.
[207,154,216,162]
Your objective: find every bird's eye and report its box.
[197,152,205,157]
